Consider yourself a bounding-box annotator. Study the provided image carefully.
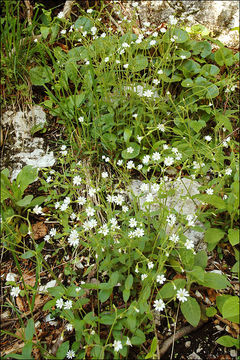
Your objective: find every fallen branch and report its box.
[159,321,205,357]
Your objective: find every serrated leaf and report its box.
[204,228,225,251]
[181,297,201,327]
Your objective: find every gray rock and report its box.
[124,1,239,48]
[2,106,55,179]
[189,352,202,360]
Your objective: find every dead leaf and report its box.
[32,222,47,240]
[16,296,25,312]
[15,327,25,338]
[22,272,36,287]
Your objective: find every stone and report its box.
[129,177,206,249]
[123,1,239,48]
[1,106,55,180]
[189,352,202,360]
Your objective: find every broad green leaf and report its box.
[22,342,33,359]
[205,84,219,99]
[40,26,49,39]
[99,313,115,325]
[206,307,217,317]
[48,286,65,297]
[180,60,201,77]
[232,261,240,274]
[29,66,53,86]
[214,47,235,66]
[192,41,212,58]
[101,133,117,150]
[194,250,208,269]
[25,319,35,341]
[21,250,35,259]
[75,16,94,32]
[109,272,119,286]
[216,295,232,314]
[19,223,29,236]
[121,142,140,159]
[124,129,132,143]
[127,315,136,332]
[99,288,112,303]
[125,275,133,290]
[145,337,157,359]
[187,266,205,282]
[123,289,130,303]
[158,283,175,299]
[28,196,45,209]
[202,272,230,290]
[43,299,56,311]
[194,194,226,210]
[216,335,240,348]
[131,55,148,72]
[222,297,240,323]
[189,120,206,133]
[163,28,189,43]
[180,297,201,327]
[181,78,193,87]
[228,229,239,246]
[67,46,89,61]
[132,329,146,345]
[201,64,220,76]
[215,112,233,132]
[16,166,38,194]
[16,195,33,207]
[56,341,69,359]
[204,228,225,251]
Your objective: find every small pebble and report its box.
[185,341,191,348]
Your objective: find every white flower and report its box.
[156,274,166,284]
[223,194,228,200]
[101,32,106,38]
[148,261,154,269]
[34,38,38,43]
[204,135,212,142]
[127,161,135,169]
[169,15,178,25]
[64,300,73,310]
[60,29,67,35]
[185,239,194,250]
[137,135,143,143]
[57,11,64,19]
[157,69,163,75]
[163,144,169,150]
[141,274,148,281]
[143,90,154,98]
[49,228,56,237]
[44,234,51,243]
[151,183,160,193]
[122,205,129,213]
[98,224,109,236]
[113,340,122,352]
[6,273,17,282]
[122,42,130,48]
[140,183,149,192]
[60,203,68,211]
[55,202,60,209]
[206,188,213,195]
[56,298,64,309]
[150,40,157,46]
[186,214,196,226]
[116,59,120,64]
[157,124,165,132]
[129,218,137,228]
[153,31,158,37]
[142,155,150,164]
[127,147,134,153]
[66,323,73,331]
[102,172,108,178]
[68,229,79,247]
[77,196,86,205]
[91,26,97,35]
[46,176,52,183]
[143,21,150,27]
[225,168,232,175]
[152,152,161,161]
[176,288,189,302]
[87,8,93,13]
[134,227,144,237]
[117,159,123,166]
[153,79,160,85]
[10,286,20,297]
[180,55,186,59]
[132,113,138,118]
[33,205,43,215]
[166,214,177,227]
[88,187,97,197]
[153,299,165,312]
[104,56,109,62]
[78,116,84,123]
[126,337,132,346]
[132,1,138,7]
[164,156,174,167]
[169,234,179,243]
[123,63,129,69]
[137,164,143,170]
[66,350,75,359]
[160,28,167,33]
[145,193,154,203]
[113,194,125,206]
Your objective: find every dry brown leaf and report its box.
[15,327,25,338]
[22,272,36,287]
[32,222,48,240]
[16,296,25,312]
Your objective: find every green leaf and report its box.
[109,272,119,286]
[205,84,219,99]
[163,28,189,43]
[202,272,230,290]
[25,319,35,341]
[216,295,232,314]
[187,266,205,282]
[29,66,53,86]
[194,250,208,269]
[214,47,235,66]
[123,289,130,303]
[189,120,206,133]
[16,195,33,207]
[180,297,201,327]
[56,341,69,359]
[181,78,193,87]
[121,142,140,159]
[222,297,240,323]
[192,41,212,58]
[204,228,225,251]
[127,315,136,332]
[215,112,233,132]
[228,229,239,246]
[180,60,201,77]
[22,342,33,359]
[195,194,226,210]
[132,329,146,345]
[125,275,133,290]
[130,55,148,72]
[158,282,175,299]
[124,129,132,143]
[48,286,65,297]
[28,196,45,209]
[216,335,240,348]
[75,16,94,32]
[99,288,112,303]
[201,64,220,77]
[40,26,49,39]
[206,307,217,317]
[19,223,29,237]
[43,299,56,311]
[21,250,35,259]
[31,123,45,136]
[16,166,38,194]
[232,261,240,274]
[145,337,157,359]
[99,313,115,325]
